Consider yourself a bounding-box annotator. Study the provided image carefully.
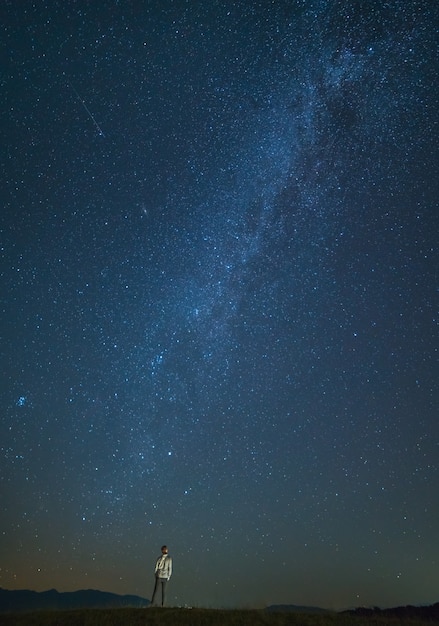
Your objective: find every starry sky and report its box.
[1,0,438,611]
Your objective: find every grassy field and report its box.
[0,607,437,626]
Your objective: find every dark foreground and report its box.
[0,607,438,626]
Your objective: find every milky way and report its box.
[1,0,438,609]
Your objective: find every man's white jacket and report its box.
[155,554,172,580]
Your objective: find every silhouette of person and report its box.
[150,545,172,607]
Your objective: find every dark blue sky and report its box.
[1,0,438,610]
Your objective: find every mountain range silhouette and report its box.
[0,588,149,612]
[0,588,437,619]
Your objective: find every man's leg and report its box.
[150,577,159,606]
[161,579,168,606]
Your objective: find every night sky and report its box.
[1,0,438,611]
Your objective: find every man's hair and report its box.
[161,545,167,550]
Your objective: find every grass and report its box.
[0,607,437,626]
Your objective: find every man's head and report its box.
[161,545,168,554]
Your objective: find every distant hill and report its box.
[265,604,330,613]
[1,588,437,620]
[342,603,439,621]
[0,588,149,612]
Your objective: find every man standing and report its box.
[150,545,172,607]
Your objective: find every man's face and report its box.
[161,547,168,554]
